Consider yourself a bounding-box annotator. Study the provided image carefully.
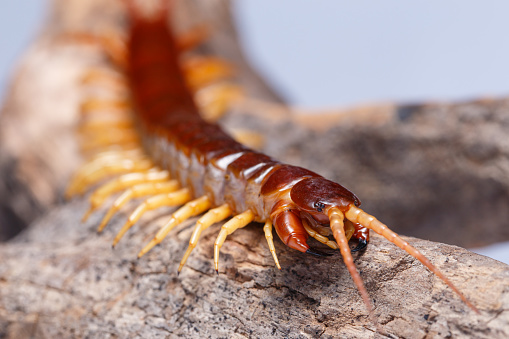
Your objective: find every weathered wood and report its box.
[1,199,508,338]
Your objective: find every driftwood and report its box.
[1,0,509,338]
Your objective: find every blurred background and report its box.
[0,0,508,263]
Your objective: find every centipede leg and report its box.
[183,56,234,90]
[80,98,132,116]
[82,67,128,90]
[97,180,180,232]
[214,210,255,272]
[195,82,243,123]
[80,129,141,151]
[178,204,232,272]
[60,29,127,68]
[83,170,170,221]
[138,196,212,258]
[66,149,145,196]
[345,206,479,313]
[78,119,134,133]
[70,158,154,197]
[263,220,281,270]
[113,188,192,246]
[302,220,338,250]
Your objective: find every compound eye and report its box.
[314,202,325,212]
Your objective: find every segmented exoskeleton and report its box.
[67,0,478,324]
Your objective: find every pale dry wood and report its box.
[0,200,508,338]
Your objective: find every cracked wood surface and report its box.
[1,198,508,338]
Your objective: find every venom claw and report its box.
[351,239,368,252]
[306,247,334,257]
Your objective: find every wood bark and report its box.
[1,0,508,338]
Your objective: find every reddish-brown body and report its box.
[126,11,368,254]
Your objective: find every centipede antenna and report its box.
[329,207,378,328]
[345,205,480,314]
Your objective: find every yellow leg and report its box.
[78,119,134,134]
[97,180,180,233]
[78,124,135,143]
[214,210,255,272]
[70,158,153,197]
[82,170,170,221]
[66,150,144,198]
[113,188,192,247]
[229,129,265,151]
[195,83,243,123]
[263,220,281,270]
[79,130,140,151]
[60,30,127,68]
[302,220,338,250]
[138,196,211,258]
[84,149,143,163]
[79,146,143,163]
[178,204,232,273]
[80,98,132,116]
[78,131,139,150]
[183,56,234,90]
[82,142,141,158]
[81,68,128,90]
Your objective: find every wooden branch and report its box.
[0,0,508,338]
[1,200,508,338]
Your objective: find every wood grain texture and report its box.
[1,199,508,338]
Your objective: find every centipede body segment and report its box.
[67,0,479,326]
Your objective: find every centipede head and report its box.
[285,176,479,323]
[290,177,361,221]
[269,177,362,255]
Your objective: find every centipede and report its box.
[66,0,479,328]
